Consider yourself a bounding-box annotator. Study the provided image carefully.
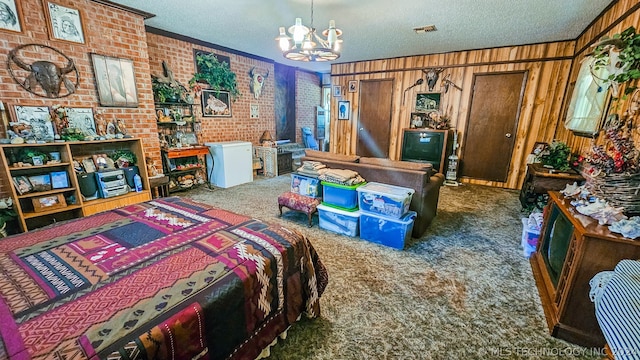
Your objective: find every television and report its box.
[539,203,574,287]
[401,129,450,173]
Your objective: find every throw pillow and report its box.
[304,149,360,163]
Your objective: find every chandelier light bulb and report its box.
[276,27,291,51]
[291,18,308,45]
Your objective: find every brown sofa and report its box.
[301,150,444,238]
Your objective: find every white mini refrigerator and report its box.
[205,141,253,188]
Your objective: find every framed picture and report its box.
[44,1,85,44]
[410,113,427,128]
[50,171,69,189]
[202,90,231,117]
[81,158,96,173]
[32,155,44,166]
[348,80,358,93]
[250,103,259,119]
[338,100,350,120]
[66,107,96,136]
[28,174,52,192]
[92,153,115,170]
[415,93,441,112]
[333,85,342,97]
[11,105,55,142]
[0,0,22,33]
[12,175,32,195]
[91,54,139,107]
[32,194,66,212]
[193,49,230,76]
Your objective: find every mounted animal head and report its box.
[8,44,78,98]
[249,67,269,99]
[422,68,444,92]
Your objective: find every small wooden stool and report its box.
[277,191,321,227]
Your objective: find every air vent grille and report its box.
[413,25,437,34]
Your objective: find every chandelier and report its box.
[275,0,342,62]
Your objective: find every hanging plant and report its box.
[593,26,640,97]
[189,53,240,100]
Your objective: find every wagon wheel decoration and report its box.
[7,43,79,98]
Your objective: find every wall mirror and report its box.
[564,56,610,137]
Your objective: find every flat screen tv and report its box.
[401,130,445,171]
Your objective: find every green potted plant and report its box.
[593,26,640,97]
[538,140,572,172]
[152,77,187,103]
[189,53,240,100]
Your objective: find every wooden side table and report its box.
[519,163,584,208]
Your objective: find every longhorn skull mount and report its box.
[8,44,79,98]
[249,67,269,99]
[422,68,444,92]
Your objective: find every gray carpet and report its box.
[184,176,602,360]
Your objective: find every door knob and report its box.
[505,133,512,138]
[359,128,364,131]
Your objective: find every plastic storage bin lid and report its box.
[356,182,415,197]
[320,181,366,190]
[317,203,361,217]
[361,210,417,223]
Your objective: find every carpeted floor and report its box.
[184,176,603,360]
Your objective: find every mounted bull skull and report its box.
[249,67,269,99]
[7,44,79,98]
[422,68,444,92]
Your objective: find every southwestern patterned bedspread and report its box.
[0,197,328,359]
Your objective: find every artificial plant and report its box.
[538,140,572,172]
[189,53,240,100]
[152,77,187,103]
[593,26,640,96]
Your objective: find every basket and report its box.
[583,169,640,215]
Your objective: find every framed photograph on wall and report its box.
[338,100,350,120]
[201,90,231,117]
[0,0,22,33]
[415,93,441,112]
[333,85,342,97]
[66,107,96,136]
[11,105,55,142]
[348,80,358,93]
[91,53,139,107]
[44,1,85,44]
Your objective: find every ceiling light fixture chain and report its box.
[275,0,342,62]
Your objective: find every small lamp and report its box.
[260,130,274,146]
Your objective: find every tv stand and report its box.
[530,191,640,347]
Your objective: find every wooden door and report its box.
[461,72,526,182]
[356,79,393,158]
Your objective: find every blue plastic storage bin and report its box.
[291,173,322,198]
[356,182,415,218]
[317,203,360,237]
[321,181,365,210]
[360,211,416,249]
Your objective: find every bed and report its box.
[0,197,328,359]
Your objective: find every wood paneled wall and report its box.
[561,1,640,157]
[330,0,640,190]
[330,42,575,189]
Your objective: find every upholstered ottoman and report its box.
[278,191,321,227]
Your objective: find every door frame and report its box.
[461,70,528,182]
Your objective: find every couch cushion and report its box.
[304,149,360,163]
[358,157,434,173]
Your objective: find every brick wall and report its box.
[295,71,321,143]
[146,33,276,146]
[0,0,156,197]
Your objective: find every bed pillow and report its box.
[304,149,360,163]
[358,157,434,173]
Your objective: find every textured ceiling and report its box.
[111,0,614,73]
